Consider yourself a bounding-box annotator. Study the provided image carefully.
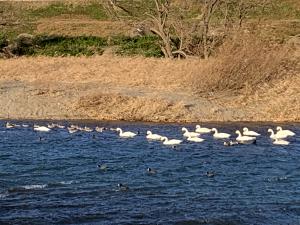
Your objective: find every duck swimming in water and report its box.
[117,183,129,191]
[206,171,215,178]
[147,168,157,175]
[97,164,107,170]
[224,140,239,146]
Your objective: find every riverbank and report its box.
[0,56,299,122]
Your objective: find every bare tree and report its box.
[201,0,220,59]
[147,0,174,58]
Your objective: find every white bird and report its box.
[182,127,200,138]
[195,125,211,134]
[161,136,182,145]
[187,135,205,143]
[211,128,231,139]
[5,122,14,128]
[146,131,164,140]
[47,123,56,129]
[34,126,51,132]
[84,126,93,132]
[22,124,29,128]
[95,126,105,132]
[268,129,288,140]
[235,130,256,144]
[68,127,78,134]
[116,128,137,138]
[276,126,295,137]
[242,127,260,136]
[273,138,290,146]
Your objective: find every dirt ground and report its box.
[0,56,299,122]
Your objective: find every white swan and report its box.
[273,138,290,146]
[84,126,93,132]
[182,127,200,138]
[146,131,164,140]
[34,126,51,132]
[95,126,104,132]
[268,129,288,139]
[47,123,56,129]
[5,122,14,128]
[161,137,182,145]
[242,127,260,136]
[116,128,137,138]
[276,126,295,137]
[68,127,78,134]
[235,130,256,144]
[187,135,205,143]
[211,128,231,139]
[195,125,211,134]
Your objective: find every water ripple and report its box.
[0,121,300,224]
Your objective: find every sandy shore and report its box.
[0,56,299,122]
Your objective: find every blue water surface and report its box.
[0,121,300,225]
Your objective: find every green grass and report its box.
[24,35,107,56]
[0,32,8,49]
[27,2,108,20]
[5,35,163,57]
[112,36,163,57]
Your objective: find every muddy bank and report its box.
[0,56,299,122]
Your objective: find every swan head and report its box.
[161,136,168,141]
[116,128,122,132]
[235,130,241,135]
[181,127,188,132]
[196,125,200,129]
[276,126,282,131]
[146,131,152,135]
[211,128,217,133]
[267,128,273,133]
[243,127,248,132]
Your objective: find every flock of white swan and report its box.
[4,122,297,146]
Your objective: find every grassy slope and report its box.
[0,0,299,57]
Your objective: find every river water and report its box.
[0,121,299,224]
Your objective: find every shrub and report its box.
[113,36,163,57]
[193,33,293,93]
[0,32,8,49]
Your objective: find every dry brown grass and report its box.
[0,52,299,121]
[192,33,298,94]
[35,16,133,37]
[0,55,200,92]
